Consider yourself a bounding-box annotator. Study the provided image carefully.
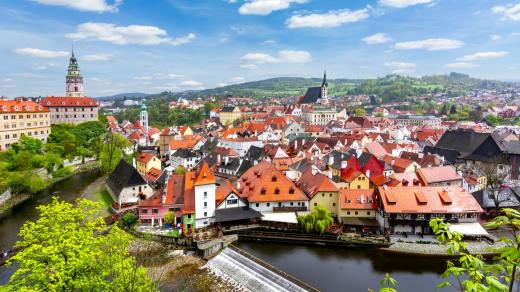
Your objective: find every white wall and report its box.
[249,200,308,212]
[217,193,247,209]
[195,183,216,228]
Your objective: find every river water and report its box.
[0,170,102,284]
[235,241,446,292]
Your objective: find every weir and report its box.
[205,245,319,292]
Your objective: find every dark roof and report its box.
[244,145,264,161]
[423,146,460,164]
[214,207,262,223]
[357,152,373,167]
[301,87,322,104]
[200,138,218,153]
[324,150,353,170]
[106,159,147,196]
[435,130,490,157]
[172,148,198,158]
[221,106,236,112]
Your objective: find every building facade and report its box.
[219,106,242,126]
[0,98,51,150]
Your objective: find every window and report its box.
[271,176,277,182]
[355,211,358,215]
[141,209,148,214]
[330,193,332,197]
[204,201,207,207]
[152,208,158,214]
[367,212,371,216]
[289,188,294,194]
[204,191,207,198]
[274,188,280,195]
[290,202,293,206]
[333,203,336,207]
[314,202,317,206]
[266,203,270,207]
[169,208,174,212]
[357,185,361,189]
[227,199,238,205]
[261,188,266,195]
[187,214,191,219]
[256,203,259,207]
[347,211,350,215]
[204,212,207,217]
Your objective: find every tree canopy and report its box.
[2,198,157,291]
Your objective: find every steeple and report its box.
[140,99,149,134]
[66,47,84,97]
[320,67,329,105]
[322,67,327,87]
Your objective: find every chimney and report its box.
[311,166,318,175]
[132,157,136,168]
[237,181,241,190]
[356,149,362,158]
[328,155,334,166]
[341,160,348,169]
[391,159,395,166]
[294,139,298,149]
[365,170,370,178]
[217,154,221,163]
[224,156,229,165]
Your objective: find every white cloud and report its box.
[178,80,204,89]
[219,37,228,43]
[155,73,185,80]
[491,3,520,21]
[240,50,311,64]
[31,0,122,13]
[394,38,463,51]
[3,78,13,82]
[490,34,502,41]
[82,53,114,61]
[362,33,390,44]
[262,39,277,45]
[287,8,369,28]
[239,0,307,16]
[217,82,228,87]
[240,64,258,70]
[445,62,478,68]
[384,61,416,73]
[13,48,69,58]
[227,0,237,3]
[66,22,196,46]
[229,76,245,83]
[457,51,509,61]
[379,0,434,8]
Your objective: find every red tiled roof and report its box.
[138,153,156,164]
[417,166,462,184]
[144,167,163,182]
[128,131,143,140]
[340,189,377,210]
[216,179,241,206]
[41,96,98,107]
[183,171,196,214]
[0,100,49,113]
[378,186,483,214]
[341,167,364,182]
[298,168,338,198]
[195,162,216,186]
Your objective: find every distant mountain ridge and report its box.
[97,92,149,100]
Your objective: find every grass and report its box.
[98,189,114,207]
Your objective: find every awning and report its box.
[215,207,263,223]
[260,212,298,224]
[341,217,379,227]
[449,222,489,236]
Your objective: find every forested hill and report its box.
[142,73,514,102]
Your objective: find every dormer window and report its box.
[1,106,6,111]
[274,188,280,195]
[289,188,295,194]
[61,101,65,105]
[46,102,50,105]
[13,106,19,111]
[24,106,29,110]
[271,176,277,182]
[261,188,266,195]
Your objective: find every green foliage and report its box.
[297,205,334,234]
[52,165,73,178]
[100,132,130,174]
[354,108,366,117]
[163,211,175,223]
[7,172,47,195]
[429,213,520,292]
[122,212,139,228]
[2,198,157,291]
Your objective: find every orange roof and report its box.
[106,115,117,123]
[0,100,49,113]
[370,174,401,187]
[144,167,163,182]
[378,186,483,214]
[183,171,196,214]
[216,179,241,206]
[169,135,203,150]
[298,168,339,198]
[138,153,156,164]
[305,124,323,133]
[340,189,377,210]
[273,158,293,171]
[341,167,364,183]
[382,155,416,172]
[128,131,143,140]
[417,166,462,184]
[222,127,245,138]
[194,162,216,186]
[41,96,98,107]
[239,161,308,203]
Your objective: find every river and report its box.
[0,170,102,284]
[235,241,446,292]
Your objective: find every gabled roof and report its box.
[340,167,364,182]
[138,153,156,164]
[340,189,377,210]
[195,162,216,186]
[434,129,490,157]
[0,100,49,113]
[417,166,462,184]
[298,168,338,198]
[216,179,242,206]
[106,159,147,196]
[41,96,98,107]
[301,87,322,104]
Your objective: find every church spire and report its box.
[322,67,327,87]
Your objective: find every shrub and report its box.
[122,213,139,228]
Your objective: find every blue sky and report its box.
[0,0,519,97]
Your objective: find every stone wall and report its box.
[0,189,13,206]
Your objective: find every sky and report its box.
[0,0,519,97]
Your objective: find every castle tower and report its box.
[140,99,149,133]
[66,48,84,97]
[194,162,216,228]
[320,69,329,105]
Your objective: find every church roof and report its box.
[301,87,322,104]
[41,96,98,107]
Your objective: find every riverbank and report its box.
[382,240,507,257]
[0,161,100,218]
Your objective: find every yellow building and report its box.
[219,106,241,126]
[136,152,161,176]
[0,98,51,150]
[338,189,378,229]
[298,168,340,216]
[336,168,370,190]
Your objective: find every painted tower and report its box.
[194,163,216,228]
[140,99,149,133]
[66,49,84,97]
[320,69,329,105]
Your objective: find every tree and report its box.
[163,212,175,224]
[2,198,157,291]
[354,108,366,117]
[449,104,457,115]
[440,104,448,116]
[370,273,398,292]
[480,157,510,212]
[100,132,130,174]
[297,205,334,234]
[121,213,139,228]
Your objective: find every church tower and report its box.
[320,69,329,105]
[66,48,84,97]
[140,99,149,133]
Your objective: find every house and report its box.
[138,174,184,226]
[143,167,167,189]
[283,121,305,138]
[382,155,421,173]
[298,167,340,216]
[136,152,161,176]
[338,189,378,231]
[217,157,253,178]
[170,148,201,170]
[216,179,247,209]
[106,159,153,207]
[417,166,462,187]
[377,186,483,235]
[219,106,242,126]
[339,167,370,190]
[238,161,309,212]
[193,163,217,228]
